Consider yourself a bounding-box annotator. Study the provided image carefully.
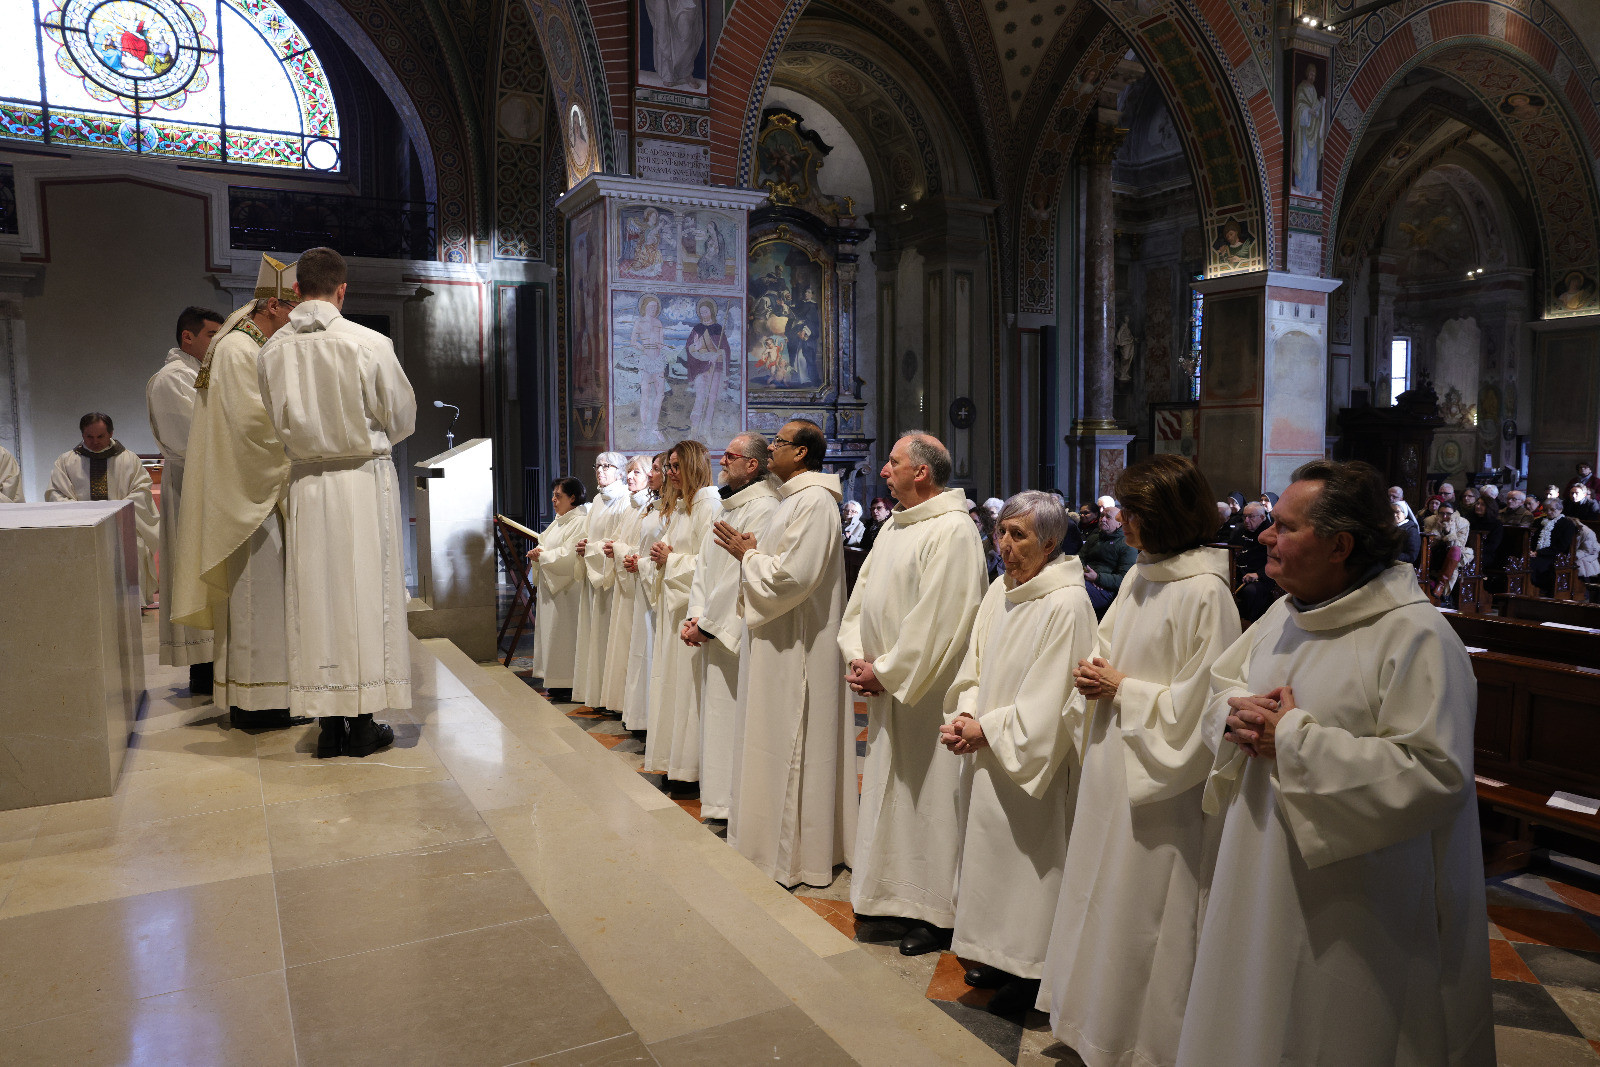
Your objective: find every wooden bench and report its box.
[1500,596,1600,628]
[1471,649,1600,869]
[1445,610,1600,669]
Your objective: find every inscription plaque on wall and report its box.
[635,138,710,184]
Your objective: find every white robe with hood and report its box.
[838,487,986,926]
[257,300,416,717]
[1042,547,1240,1064]
[573,479,634,706]
[0,445,20,502]
[685,477,781,818]
[730,470,858,887]
[48,443,160,601]
[621,504,668,729]
[599,491,654,712]
[946,554,1097,978]
[531,504,589,689]
[643,484,723,778]
[147,346,215,666]
[1176,563,1493,1067]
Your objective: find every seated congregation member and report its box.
[597,455,656,720]
[1567,461,1600,499]
[1467,495,1504,571]
[1081,505,1137,616]
[48,412,161,603]
[681,434,781,820]
[1424,501,1473,604]
[1531,497,1579,596]
[1502,489,1534,527]
[1042,455,1241,1065]
[720,419,857,887]
[1578,519,1600,592]
[617,456,667,730]
[1393,502,1422,566]
[840,432,986,956]
[642,441,721,785]
[1388,485,1417,525]
[1183,459,1491,1067]
[1568,481,1600,523]
[572,452,632,712]
[0,443,20,502]
[860,496,892,555]
[1212,501,1232,541]
[939,491,1096,1016]
[528,477,589,701]
[1232,501,1281,623]
[841,500,867,547]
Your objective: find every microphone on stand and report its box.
[433,400,460,450]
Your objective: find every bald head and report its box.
[881,430,951,508]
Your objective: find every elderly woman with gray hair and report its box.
[938,490,1098,1016]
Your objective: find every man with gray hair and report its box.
[680,433,782,820]
[1387,486,1417,525]
[573,451,632,712]
[838,430,987,954]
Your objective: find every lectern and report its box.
[0,501,145,809]
[407,438,497,660]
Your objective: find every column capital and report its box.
[1081,122,1128,164]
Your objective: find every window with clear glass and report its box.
[0,0,340,170]
[1189,283,1203,402]
[1390,336,1411,404]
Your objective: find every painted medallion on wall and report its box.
[636,0,706,95]
[747,230,830,393]
[1210,217,1258,271]
[611,290,743,449]
[1554,270,1597,313]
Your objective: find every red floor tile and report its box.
[1489,939,1540,983]
[1488,906,1600,952]
[1548,880,1600,919]
[796,896,857,939]
[857,726,868,743]
[676,798,702,821]
[925,952,996,1007]
[591,733,625,749]
[854,701,868,716]
[567,707,604,719]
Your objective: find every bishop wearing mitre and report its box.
[170,255,300,730]
[719,419,857,888]
[257,247,416,759]
[839,431,986,955]
[147,305,224,687]
[571,452,631,712]
[48,411,162,603]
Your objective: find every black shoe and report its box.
[964,964,1012,989]
[547,688,573,704]
[315,717,347,758]
[853,915,910,944]
[230,707,293,730]
[189,662,214,696]
[346,713,395,758]
[986,977,1041,1017]
[899,922,952,956]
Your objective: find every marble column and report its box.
[1080,121,1123,435]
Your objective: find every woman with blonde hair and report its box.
[642,440,722,786]
[620,454,668,730]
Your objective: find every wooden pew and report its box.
[1471,650,1600,868]
[1443,610,1600,670]
[1500,596,1600,628]
[1457,532,1489,615]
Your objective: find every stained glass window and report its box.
[1189,280,1203,402]
[0,0,339,170]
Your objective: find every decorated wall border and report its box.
[494,0,547,260]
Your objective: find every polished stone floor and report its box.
[0,617,1005,1066]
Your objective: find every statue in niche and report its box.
[641,0,705,92]
[1115,317,1138,381]
[1291,58,1326,196]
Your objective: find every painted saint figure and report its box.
[686,298,731,443]
[644,0,705,91]
[1291,62,1325,197]
[696,220,726,281]
[632,294,668,446]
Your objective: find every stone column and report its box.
[1080,121,1123,435]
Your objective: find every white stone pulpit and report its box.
[407,438,497,661]
[0,500,145,810]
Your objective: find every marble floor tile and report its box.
[932,1001,1025,1064]
[0,838,33,913]
[0,803,47,844]
[30,752,262,835]
[1495,979,1588,1037]
[264,779,490,871]
[1493,906,1600,952]
[1492,1027,1600,1066]
[274,837,546,967]
[0,804,272,919]
[527,1031,657,1066]
[1519,945,1600,993]
[285,918,633,1067]
[255,721,451,804]
[0,873,283,1027]
[0,968,296,1067]
[1549,987,1600,1043]
[1015,1027,1088,1066]
[422,719,553,811]
[650,1004,856,1066]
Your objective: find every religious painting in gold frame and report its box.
[746,225,833,400]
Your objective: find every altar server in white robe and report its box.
[48,412,161,602]
[599,457,654,710]
[621,458,669,730]
[840,431,985,955]
[529,477,590,698]
[681,433,780,818]
[719,419,857,887]
[147,305,223,677]
[611,457,663,723]
[257,247,416,758]
[939,492,1096,1018]
[1043,455,1240,1062]
[171,257,300,730]
[643,440,721,781]
[572,452,630,709]
[0,444,20,502]
[1180,459,1492,1067]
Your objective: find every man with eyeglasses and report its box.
[572,451,632,712]
[170,254,303,730]
[680,433,782,821]
[715,419,858,887]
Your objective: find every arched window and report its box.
[0,0,340,170]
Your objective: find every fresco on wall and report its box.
[611,289,744,450]
[680,210,737,286]
[616,205,677,282]
[1288,53,1327,198]
[747,237,826,390]
[1554,270,1597,312]
[1394,182,1473,278]
[1210,218,1257,271]
[569,203,607,433]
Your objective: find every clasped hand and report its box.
[602,540,616,559]
[681,617,708,647]
[622,553,639,573]
[575,537,588,557]
[713,520,757,561]
[1072,657,1125,700]
[649,541,672,565]
[938,714,987,755]
[1223,685,1294,759]
[845,658,885,696]
[526,545,542,562]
